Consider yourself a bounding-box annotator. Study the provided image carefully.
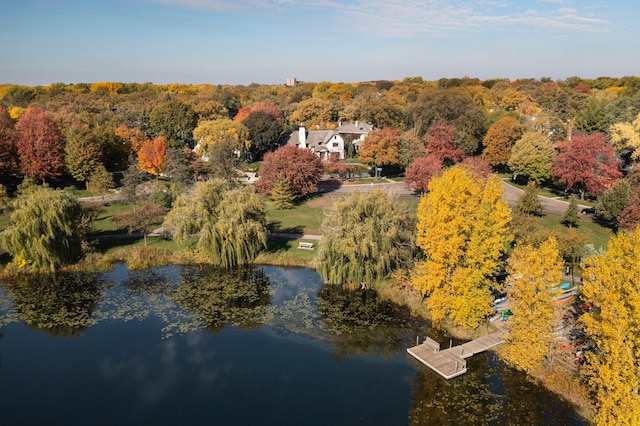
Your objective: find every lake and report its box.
[0,264,586,425]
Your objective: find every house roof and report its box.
[337,122,374,134]
[287,129,338,151]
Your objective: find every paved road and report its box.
[500,180,594,221]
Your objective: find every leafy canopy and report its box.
[413,165,512,328]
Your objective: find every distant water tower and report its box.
[286,77,297,86]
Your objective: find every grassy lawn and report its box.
[91,203,133,234]
[265,196,329,234]
[95,235,188,255]
[533,214,613,250]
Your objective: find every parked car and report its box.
[581,207,596,215]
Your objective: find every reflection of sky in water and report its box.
[0,265,586,425]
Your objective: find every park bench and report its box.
[297,241,314,250]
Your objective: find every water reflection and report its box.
[1,272,105,337]
[0,264,586,425]
[317,286,427,360]
[174,265,271,333]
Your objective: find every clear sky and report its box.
[1,0,638,86]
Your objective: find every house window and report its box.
[332,142,339,147]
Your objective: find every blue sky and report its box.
[1,0,638,86]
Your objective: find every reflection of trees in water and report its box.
[2,272,105,337]
[317,285,428,360]
[408,354,585,425]
[409,356,500,425]
[173,265,271,333]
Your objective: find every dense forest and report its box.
[1,76,640,198]
[2,76,640,425]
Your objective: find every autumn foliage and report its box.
[255,145,323,198]
[16,106,65,181]
[413,166,512,328]
[137,136,168,176]
[552,133,622,198]
[358,128,401,167]
[425,122,464,164]
[404,155,443,192]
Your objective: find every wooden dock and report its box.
[407,330,505,379]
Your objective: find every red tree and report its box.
[425,122,464,164]
[233,106,251,123]
[255,145,323,198]
[0,106,18,176]
[618,194,640,231]
[552,133,622,199]
[404,155,444,192]
[250,100,283,124]
[16,106,65,181]
[460,156,492,179]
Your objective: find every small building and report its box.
[286,121,374,160]
[286,77,297,87]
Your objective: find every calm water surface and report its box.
[0,264,586,425]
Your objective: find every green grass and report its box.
[95,235,189,255]
[534,214,613,250]
[91,203,133,233]
[265,196,327,234]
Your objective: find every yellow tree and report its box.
[502,238,562,373]
[580,227,640,426]
[413,166,512,328]
[609,112,640,161]
[192,119,250,157]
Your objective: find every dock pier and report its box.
[407,330,505,379]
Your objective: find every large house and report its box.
[286,121,374,160]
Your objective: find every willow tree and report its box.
[163,179,267,268]
[413,165,512,328]
[317,189,414,287]
[1,185,83,271]
[580,227,640,425]
[502,238,563,373]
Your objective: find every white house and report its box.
[286,121,374,160]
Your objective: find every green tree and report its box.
[87,164,114,195]
[317,189,414,286]
[574,98,607,134]
[516,184,542,216]
[1,185,83,271]
[407,88,486,154]
[596,179,630,228]
[412,166,512,328]
[508,131,556,184]
[163,180,267,268]
[562,196,580,227]
[398,131,426,168]
[243,110,284,159]
[580,227,640,425]
[270,173,294,209]
[64,126,103,186]
[503,238,562,374]
[149,100,198,147]
[120,161,150,206]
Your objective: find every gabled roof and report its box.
[336,122,374,134]
[286,129,339,151]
